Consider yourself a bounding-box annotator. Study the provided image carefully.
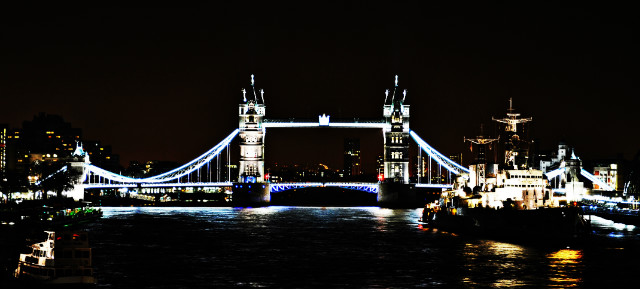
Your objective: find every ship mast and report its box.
[492,98,532,169]
[464,124,498,164]
[464,124,498,189]
[491,98,532,133]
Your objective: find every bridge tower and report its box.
[378,76,415,207]
[234,75,270,205]
[382,75,410,183]
[66,142,90,201]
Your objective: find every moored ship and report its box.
[14,230,96,284]
[422,99,590,242]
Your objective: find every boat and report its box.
[14,230,96,284]
[0,199,102,231]
[421,99,591,243]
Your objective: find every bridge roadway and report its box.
[83,181,453,193]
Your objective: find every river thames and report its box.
[52,206,635,288]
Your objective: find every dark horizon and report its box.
[2,2,637,171]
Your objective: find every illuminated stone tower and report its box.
[234,75,270,205]
[238,75,265,183]
[382,75,410,184]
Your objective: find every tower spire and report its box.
[391,75,398,102]
[508,97,513,113]
[250,74,257,101]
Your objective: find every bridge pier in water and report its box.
[377,183,418,208]
[231,183,270,206]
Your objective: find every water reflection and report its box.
[546,249,583,287]
[462,241,531,288]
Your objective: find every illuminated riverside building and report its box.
[7,113,82,170]
[4,113,119,172]
[593,164,620,191]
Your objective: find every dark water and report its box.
[5,207,640,288]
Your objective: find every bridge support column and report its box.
[232,183,270,206]
[382,76,410,184]
[233,76,270,206]
[66,153,89,201]
[378,76,418,208]
[378,183,421,208]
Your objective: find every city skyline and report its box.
[1,2,637,171]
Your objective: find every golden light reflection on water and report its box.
[489,242,525,288]
[547,249,583,287]
[462,241,528,288]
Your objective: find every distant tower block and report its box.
[382,76,410,184]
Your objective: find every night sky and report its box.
[1,2,638,172]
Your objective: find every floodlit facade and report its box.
[593,164,620,191]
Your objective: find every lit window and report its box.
[100,148,104,151]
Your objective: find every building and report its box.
[82,141,121,172]
[448,153,463,168]
[593,164,620,191]
[6,113,82,171]
[4,113,119,175]
[414,156,426,180]
[376,154,384,177]
[343,138,361,178]
[0,124,7,175]
[538,142,569,173]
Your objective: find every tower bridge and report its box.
[53,75,487,206]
